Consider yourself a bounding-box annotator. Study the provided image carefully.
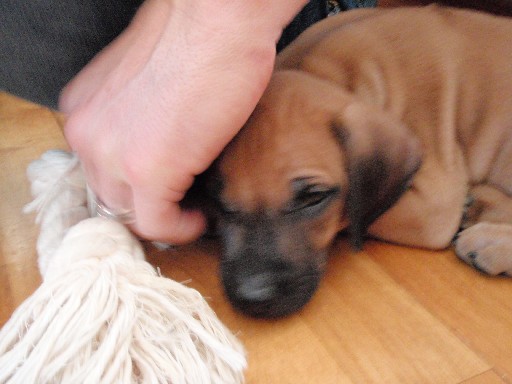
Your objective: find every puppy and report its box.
[208,5,512,318]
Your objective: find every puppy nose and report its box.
[223,264,321,318]
[236,272,279,302]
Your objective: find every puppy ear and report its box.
[332,103,422,250]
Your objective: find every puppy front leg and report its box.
[461,184,512,228]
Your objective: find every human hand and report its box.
[60,0,308,244]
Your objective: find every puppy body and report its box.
[276,5,512,247]
[213,6,512,317]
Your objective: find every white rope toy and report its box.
[0,150,246,384]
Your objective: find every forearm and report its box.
[168,0,311,41]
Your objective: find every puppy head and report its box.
[211,70,421,318]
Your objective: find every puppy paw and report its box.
[454,222,512,276]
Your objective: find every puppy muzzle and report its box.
[221,259,321,318]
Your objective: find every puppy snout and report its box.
[222,260,320,318]
[235,272,280,302]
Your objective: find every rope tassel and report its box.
[0,150,246,383]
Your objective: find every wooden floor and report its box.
[1,58,512,383]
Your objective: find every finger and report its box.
[130,187,206,244]
[79,158,134,213]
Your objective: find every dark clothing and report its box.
[0,0,375,109]
[0,0,142,108]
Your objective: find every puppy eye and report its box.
[217,200,241,216]
[293,188,337,211]
[286,179,340,215]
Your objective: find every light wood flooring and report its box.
[1,72,512,383]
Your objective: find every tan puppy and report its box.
[209,5,512,318]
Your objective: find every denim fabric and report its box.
[278,0,329,52]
